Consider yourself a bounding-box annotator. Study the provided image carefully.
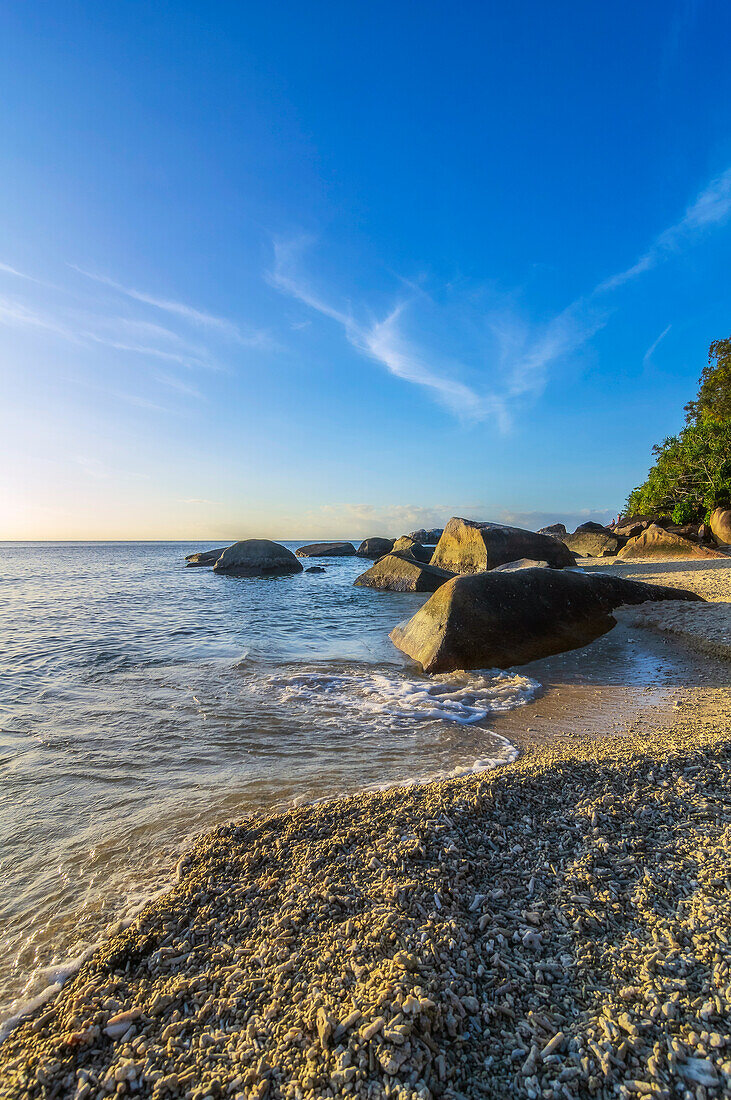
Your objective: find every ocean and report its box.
[0,540,540,1033]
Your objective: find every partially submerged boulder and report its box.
[213,540,303,577]
[617,524,726,561]
[562,529,623,558]
[431,517,575,573]
[185,547,228,567]
[391,536,433,563]
[354,553,455,593]
[356,537,395,559]
[296,542,356,558]
[305,566,326,573]
[389,568,702,673]
[710,507,731,545]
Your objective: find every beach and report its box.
[1,559,729,1099]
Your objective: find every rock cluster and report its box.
[2,706,730,1100]
[617,525,726,561]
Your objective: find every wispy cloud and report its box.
[643,323,672,365]
[597,167,731,292]
[271,166,731,428]
[70,264,272,348]
[270,239,508,424]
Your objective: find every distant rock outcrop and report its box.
[356,537,395,559]
[562,530,623,558]
[389,568,703,673]
[710,507,731,545]
[185,547,228,567]
[430,517,575,573]
[537,523,567,538]
[295,542,356,558]
[213,540,303,577]
[407,528,444,544]
[617,523,726,560]
[354,553,455,592]
[391,536,433,563]
[575,521,609,533]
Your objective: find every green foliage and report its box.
[627,337,731,519]
[671,500,697,526]
[684,338,731,424]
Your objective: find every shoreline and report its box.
[2,559,729,1098]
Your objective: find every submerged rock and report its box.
[296,542,356,557]
[431,517,575,573]
[389,567,703,672]
[354,552,455,592]
[305,565,326,573]
[185,547,228,567]
[356,537,395,559]
[213,540,303,577]
[617,523,726,560]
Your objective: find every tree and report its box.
[626,338,731,520]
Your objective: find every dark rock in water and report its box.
[431,517,575,573]
[305,565,326,573]
[575,521,609,533]
[354,552,455,592]
[356,537,395,559]
[391,536,433,563]
[389,567,703,673]
[407,528,444,544]
[185,547,228,567]
[296,542,356,558]
[710,506,731,545]
[537,523,567,538]
[562,530,623,558]
[213,540,303,577]
[617,523,726,560]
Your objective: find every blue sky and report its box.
[2,0,731,539]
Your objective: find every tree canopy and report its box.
[626,338,731,521]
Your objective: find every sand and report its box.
[1,556,729,1100]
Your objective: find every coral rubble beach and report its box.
[2,563,730,1100]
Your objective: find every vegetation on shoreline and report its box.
[627,337,731,523]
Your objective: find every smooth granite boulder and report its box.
[562,530,623,558]
[710,507,731,545]
[391,536,433,563]
[431,517,575,573]
[356,537,395,559]
[185,547,228,567]
[213,540,303,577]
[617,523,726,560]
[575,521,609,533]
[389,568,703,673]
[537,523,567,538]
[354,552,455,592]
[296,542,356,558]
[407,528,444,544]
[491,558,552,571]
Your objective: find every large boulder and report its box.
[391,536,433,563]
[213,540,303,577]
[354,553,455,593]
[562,529,623,558]
[537,523,567,538]
[710,507,731,545]
[185,547,228,567]
[430,517,575,573]
[575,520,609,533]
[616,523,726,561]
[296,542,356,558]
[389,568,702,673]
[356,537,395,559]
[407,528,444,544]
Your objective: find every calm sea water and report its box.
[0,541,538,1031]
